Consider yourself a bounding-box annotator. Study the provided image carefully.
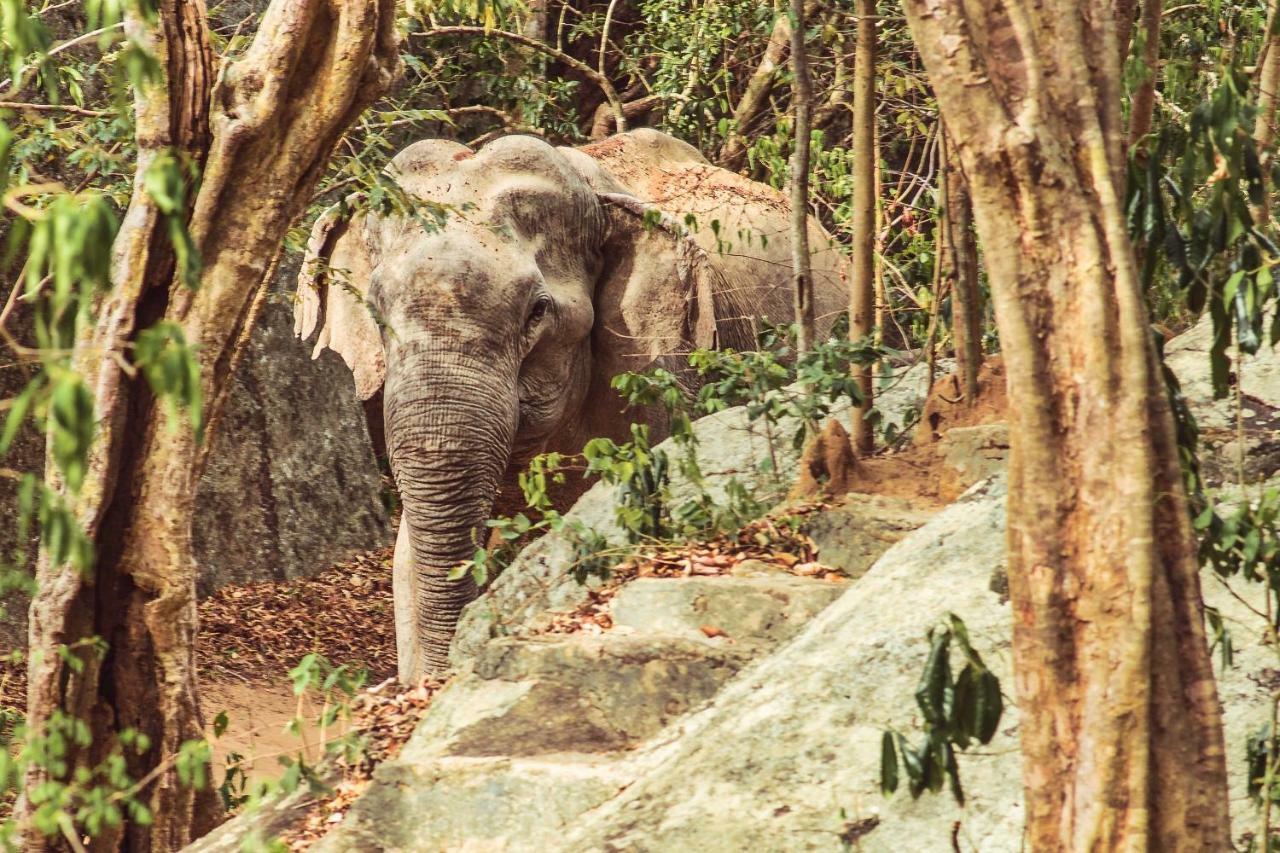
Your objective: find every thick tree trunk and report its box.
[22,2,398,849]
[848,0,876,452]
[941,126,981,402]
[788,0,814,353]
[901,2,1230,848]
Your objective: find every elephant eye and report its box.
[526,295,552,330]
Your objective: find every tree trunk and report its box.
[1126,0,1163,150]
[941,125,981,402]
[788,0,814,353]
[1256,0,1280,225]
[900,2,1230,848]
[22,2,399,849]
[848,0,876,452]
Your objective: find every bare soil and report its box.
[839,358,1009,504]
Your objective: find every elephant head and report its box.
[295,134,730,677]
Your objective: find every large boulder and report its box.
[192,255,389,593]
[450,360,935,661]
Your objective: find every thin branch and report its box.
[0,100,112,117]
[598,0,621,81]
[414,26,625,135]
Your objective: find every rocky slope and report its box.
[191,330,1280,851]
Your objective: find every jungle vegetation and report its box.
[0,0,1278,849]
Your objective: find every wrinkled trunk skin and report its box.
[384,344,518,678]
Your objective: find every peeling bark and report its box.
[901,1,1230,848]
[22,1,399,849]
[1126,0,1163,151]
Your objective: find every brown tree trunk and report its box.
[21,2,399,849]
[848,0,876,452]
[1255,0,1280,225]
[788,0,814,352]
[941,125,981,402]
[1126,0,1163,150]
[901,2,1230,848]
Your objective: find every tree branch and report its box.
[414,25,625,135]
[0,100,112,116]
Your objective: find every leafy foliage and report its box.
[879,614,1003,806]
[454,324,877,587]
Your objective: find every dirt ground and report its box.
[794,358,1008,506]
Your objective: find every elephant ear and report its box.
[295,201,386,401]
[593,193,736,380]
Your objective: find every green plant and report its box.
[453,323,878,589]
[879,613,1003,805]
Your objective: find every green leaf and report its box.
[0,378,40,455]
[914,628,950,725]
[975,669,1003,744]
[879,730,899,795]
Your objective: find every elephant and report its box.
[295,128,848,680]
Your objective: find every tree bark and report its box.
[22,1,398,849]
[848,0,876,452]
[1255,0,1280,225]
[788,0,814,353]
[941,125,981,402]
[1126,0,1163,150]
[900,2,1230,849]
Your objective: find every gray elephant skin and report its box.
[295,129,847,679]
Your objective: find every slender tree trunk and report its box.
[848,0,876,452]
[22,2,398,849]
[1115,0,1141,64]
[941,126,981,401]
[788,0,814,353]
[1256,0,1280,225]
[901,2,1230,848]
[1126,0,1163,150]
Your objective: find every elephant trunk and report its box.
[383,344,518,675]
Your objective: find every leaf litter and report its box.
[542,499,846,635]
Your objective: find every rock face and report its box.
[193,255,389,593]
[190,323,1280,851]
[450,361,936,663]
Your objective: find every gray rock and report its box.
[193,255,389,593]
[450,361,938,664]
[937,423,1009,497]
[803,494,936,580]
[609,576,846,646]
[558,480,1017,852]
[314,753,632,853]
